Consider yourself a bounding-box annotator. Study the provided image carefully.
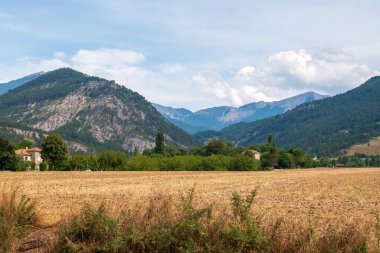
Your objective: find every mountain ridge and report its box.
[154,91,328,133]
[194,76,380,156]
[0,72,44,95]
[0,68,197,152]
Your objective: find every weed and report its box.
[58,204,124,253]
[0,186,37,253]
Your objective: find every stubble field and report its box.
[2,168,380,230]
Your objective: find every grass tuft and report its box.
[0,185,37,253]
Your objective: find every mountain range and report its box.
[1,69,380,157]
[0,72,45,95]
[195,76,380,157]
[0,68,197,153]
[153,92,328,133]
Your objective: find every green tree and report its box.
[41,134,69,170]
[68,154,99,171]
[0,138,16,170]
[205,139,225,156]
[288,148,306,168]
[268,134,276,146]
[268,147,279,168]
[154,131,165,154]
[16,139,35,149]
[98,151,126,170]
[223,141,237,156]
[164,145,181,157]
[260,152,271,169]
[278,152,294,168]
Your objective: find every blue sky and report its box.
[1,0,380,110]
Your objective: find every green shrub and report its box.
[229,156,260,171]
[16,160,36,171]
[58,204,124,253]
[39,161,48,171]
[124,155,160,171]
[123,155,260,171]
[54,187,372,253]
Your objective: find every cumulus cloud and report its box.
[266,49,376,90]
[2,48,378,110]
[71,48,145,66]
[191,49,378,107]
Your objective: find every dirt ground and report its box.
[1,168,380,231]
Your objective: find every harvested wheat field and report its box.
[1,168,379,224]
[1,168,380,251]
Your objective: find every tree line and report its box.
[1,132,320,171]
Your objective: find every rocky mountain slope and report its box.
[154,92,328,133]
[0,68,197,152]
[195,76,380,157]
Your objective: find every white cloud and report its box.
[53,51,67,59]
[266,49,376,89]
[71,48,145,66]
[2,48,378,110]
[187,49,379,107]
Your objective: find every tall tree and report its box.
[268,147,279,168]
[154,131,165,154]
[268,134,276,146]
[41,134,68,170]
[0,138,16,170]
[205,139,225,156]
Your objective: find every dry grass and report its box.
[0,185,39,253]
[1,168,380,251]
[347,137,380,155]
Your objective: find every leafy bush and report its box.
[39,161,48,171]
[16,160,36,171]
[229,156,260,171]
[123,155,259,171]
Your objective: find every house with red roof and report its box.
[15,147,43,171]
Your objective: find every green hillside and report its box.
[195,76,380,157]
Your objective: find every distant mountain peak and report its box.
[0,71,45,95]
[154,91,329,133]
[0,68,197,152]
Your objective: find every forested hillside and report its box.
[195,76,380,157]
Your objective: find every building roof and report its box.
[15,147,42,156]
[15,149,32,156]
[28,147,42,152]
[243,149,261,154]
[241,149,261,157]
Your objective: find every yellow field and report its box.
[347,137,380,155]
[1,168,380,232]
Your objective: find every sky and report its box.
[1,0,380,111]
